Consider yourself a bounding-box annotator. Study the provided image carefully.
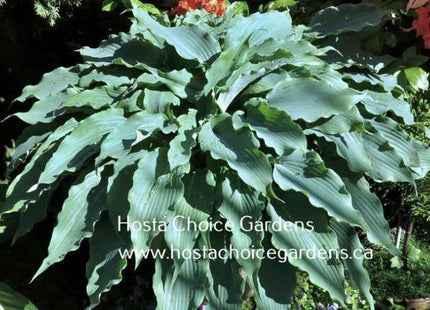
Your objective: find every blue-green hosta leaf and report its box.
[14,90,78,124]
[305,106,364,135]
[63,86,128,110]
[205,231,245,310]
[267,192,346,306]
[218,175,264,265]
[204,11,292,94]
[199,114,272,193]
[274,150,365,227]
[0,282,38,310]
[330,220,374,309]
[361,91,414,125]
[252,256,296,310]
[79,34,130,64]
[310,130,372,173]
[9,123,55,171]
[340,175,397,254]
[165,170,215,272]
[218,174,264,276]
[240,99,307,155]
[224,10,292,49]
[367,117,419,167]
[134,9,220,63]
[128,148,184,267]
[267,78,363,122]
[86,215,128,310]
[243,72,290,96]
[153,254,208,310]
[320,33,396,72]
[80,33,165,68]
[204,48,240,95]
[16,66,81,102]
[362,131,415,183]
[135,73,163,88]
[168,109,198,170]
[79,66,139,88]
[34,109,125,188]
[137,64,196,99]
[116,89,142,113]
[217,59,290,111]
[218,175,294,309]
[12,192,50,244]
[309,4,387,36]
[312,67,350,89]
[34,167,109,279]
[96,111,166,165]
[164,199,210,278]
[143,89,180,114]
[1,118,78,216]
[342,72,399,92]
[411,140,430,179]
[107,151,146,245]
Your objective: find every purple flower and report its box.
[344,294,351,301]
[327,302,339,310]
[298,290,306,298]
[198,300,208,310]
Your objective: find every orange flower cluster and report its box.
[407,0,430,49]
[411,6,430,49]
[407,0,429,10]
[171,0,226,17]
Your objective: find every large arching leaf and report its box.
[267,78,363,122]
[199,115,272,193]
[16,66,81,102]
[134,9,221,63]
[274,150,365,227]
[35,109,125,188]
[309,4,387,36]
[34,167,109,279]
[153,251,208,310]
[127,148,184,267]
[330,220,374,309]
[86,215,128,310]
[267,191,346,306]
[239,99,307,155]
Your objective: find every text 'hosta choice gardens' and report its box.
[2,4,430,310]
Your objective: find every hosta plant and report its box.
[2,5,430,310]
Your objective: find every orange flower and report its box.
[407,0,429,10]
[411,6,430,49]
[171,0,202,15]
[201,0,226,17]
[171,0,226,17]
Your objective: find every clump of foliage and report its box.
[291,272,370,310]
[34,0,81,24]
[365,244,430,302]
[2,3,430,310]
